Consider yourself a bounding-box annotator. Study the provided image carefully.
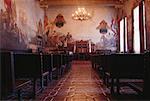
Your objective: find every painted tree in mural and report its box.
[4,0,16,22]
[4,0,12,13]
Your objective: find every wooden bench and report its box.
[13,53,49,98]
[90,53,111,84]
[0,52,31,100]
[42,54,52,82]
[143,52,150,99]
[108,53,144,94]
[52,54,62,79]
[91,54,99,69]
[61,53,72,74]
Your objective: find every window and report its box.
[120,19,124,52]
[133,6,140,53]
[119,17,128,52]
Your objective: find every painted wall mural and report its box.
[0,0,44,50]
[47,6,118,51]
[46,31,73,49]
[96,20,109,34]
[1,1,118,52]
[54,14,66,28]
[43,13,73,51]
[96,19,117,51]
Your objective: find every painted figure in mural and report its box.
[52,30,57,36]
[48,19,55,34]
[47,30,57,47]
[18,28,23,43]
[0,9,4,31]
[35,19,44,50]
[46,30,74,49]
[66,32,72,43]
[19,9,27,25]
[44,19,55,37]
[110,17,118,35]
[4,10,10,31]
[10,23,19,39]
[44,14,48,30]
[37,19,43,36]
[14,23,19,34]
[43,14,49,43]
[63,37,68,48]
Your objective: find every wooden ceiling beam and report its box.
[39,0,123,7]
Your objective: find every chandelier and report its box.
[72,7,92,21]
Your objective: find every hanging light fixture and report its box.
[72,7,92,21]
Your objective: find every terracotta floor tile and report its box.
[37,61,110,101]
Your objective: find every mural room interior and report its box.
[1,0,150,100]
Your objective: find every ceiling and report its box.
[39,0,126,7]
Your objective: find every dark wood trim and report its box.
[118,19,121,52]
[123,17,126,52]
[125,16,129,52]
[131,9,134,53]
[139,1,145,53]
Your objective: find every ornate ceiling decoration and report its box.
[39,0,126,7]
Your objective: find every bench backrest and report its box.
[42,54,52,72]
[14,53,41,78]
[110,54,144,78]
[52,54,61,68]
[0,52,15,99]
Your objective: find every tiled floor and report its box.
[37,61,110,101]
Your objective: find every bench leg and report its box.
[32,78,36,99]
[40,76,44,91]
[106,75,109,87]
[45,75,48,86]
[49,72,52,81]
[111,78,115,94]
[17,89,22,101]
[116,78,120,94]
